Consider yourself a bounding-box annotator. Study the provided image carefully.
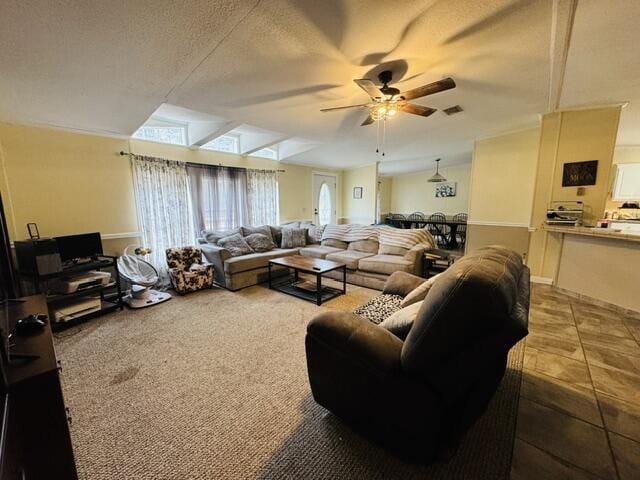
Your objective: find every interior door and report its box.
[312,174,337,225]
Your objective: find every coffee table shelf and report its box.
[268,255,346,305]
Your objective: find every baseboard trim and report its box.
[530,276,554,285]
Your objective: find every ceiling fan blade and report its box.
[401,103,437,117]
[361,114,375,126]
[354,78,384,99]
[320,103,371,112]
[400,77,456,101]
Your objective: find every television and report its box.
[54,232,103,262]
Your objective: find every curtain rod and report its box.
[118,151,285,173]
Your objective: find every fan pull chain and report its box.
[376,119,380,154]
[382,117,386,157]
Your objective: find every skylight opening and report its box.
[132,120,187,146]
[250,147,278,160]
[202,134,240,154]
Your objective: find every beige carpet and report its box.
[54,280,524,480]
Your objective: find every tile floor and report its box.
[511,284,640,479]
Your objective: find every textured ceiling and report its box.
[0,0,637,174]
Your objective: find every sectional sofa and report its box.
[199,223,435,291]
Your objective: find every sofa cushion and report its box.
[224,248,299,274]
[348,239,379,253]
[400,273,442,308]
[380,300,423,340]
[217,233,254,257]
[281,228,307,248]
[322,238,348,249]
[241,225,273,240]
[202,227,241,245]
[325,250,375,270]
[378,243,409,256]
[299,245,344,259]
[358,254,414,276]
[244,233,277,252]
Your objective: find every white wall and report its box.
[342,163,378,224]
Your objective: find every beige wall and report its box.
[342,163,378,224]
[0,122,342,255]
[389,163,471,216]
[465,128,540,257]
[528,107,621,279]
[556,234,640,312]
[605,147,640,211]
[378,176,392,217]
[466,225,531,258]
[469,128,540,225]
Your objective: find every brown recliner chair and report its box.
[305,246,530,460]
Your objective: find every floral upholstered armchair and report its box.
[165,246,214,294]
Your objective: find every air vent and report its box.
[443,105,463,115]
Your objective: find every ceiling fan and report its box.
[320,70,456,126]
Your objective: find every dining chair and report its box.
[391,213,407,229]
[407,212,426,229]
[453,213,468,249]
[427,212,451,247]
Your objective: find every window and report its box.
[318,183,332,225]
[201,134,240,154]
[132,125,187,146]
[249,147,278,160]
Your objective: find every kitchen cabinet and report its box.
[612,163,640,201]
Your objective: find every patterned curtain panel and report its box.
[132,155,195,279]
[187,165,249,233]
[247,169,279,226]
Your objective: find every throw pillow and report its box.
[352,294,403,325]
[244,233,276,252]
[270,225,283,246]
[379,300,423,340]
[241,225,273,240]
[203,227,241,245]
[321,238,348,249]
[281,228,307,248]
[217,233,254,257]
[307,224,325,244]
[400,273,442,308]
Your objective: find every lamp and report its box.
[428,158,447,182]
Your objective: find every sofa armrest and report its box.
[382,271,425,297]
[404,244,426,276]
[200,244,230,286]
[307,312,403,374]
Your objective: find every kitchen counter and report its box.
[542,224,640,243]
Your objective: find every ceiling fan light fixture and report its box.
[428,158,447,183]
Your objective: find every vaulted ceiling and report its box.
[0,0,637,174]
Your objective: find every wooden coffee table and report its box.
[268,255,346,305]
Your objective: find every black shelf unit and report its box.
[19,255,124,331]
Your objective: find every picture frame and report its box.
[353,187,363,199]
[562,160,598,187]
[435,182,457,198]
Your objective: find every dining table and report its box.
[386,216,467,248]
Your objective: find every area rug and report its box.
[54,282,525,480]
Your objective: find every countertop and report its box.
[542,225,640,243]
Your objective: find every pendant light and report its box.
[428,158,447,182]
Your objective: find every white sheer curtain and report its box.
[132,155,195,278]
[247,169,279,226]
[187,165,249,233]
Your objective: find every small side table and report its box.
[423,248,454,278]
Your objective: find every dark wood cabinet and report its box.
[1,295,78,480]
